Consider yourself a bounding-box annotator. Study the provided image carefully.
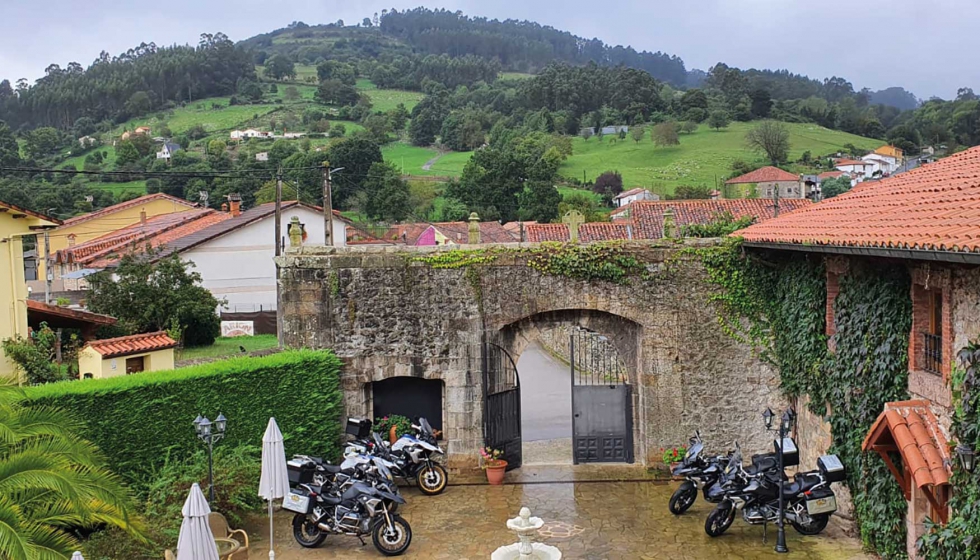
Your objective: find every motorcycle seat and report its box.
[783,473,822,496]
[320,494,342,506]
[744,456,777,475]
[320,464,343,475]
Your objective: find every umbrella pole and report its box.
[268,498,275,560]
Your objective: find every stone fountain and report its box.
[491,507,562,560]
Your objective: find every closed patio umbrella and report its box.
[71,553,84,560]
[176,483,220,560]
[259,417,290,560]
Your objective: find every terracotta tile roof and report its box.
[817,171,846,180]
[525,222,635,243]
[83,331,177,358]
[26,300,117,326]
[627,199,810,239]
[725,166,800,184]
[59,194,197,227]
[614,187,648,200]
[0,200,63,225]
[737,146,980,254]
[835,159,872,166]
[862,400,951,488]
[377,221,520,245]
[526,223,569,242]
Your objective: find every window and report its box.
[125,356,145,374]
[923,290,943,375]
[912,281,947,377]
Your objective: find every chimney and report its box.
[662,207,676,239]
[468,212,481,244]
[140,210,147,226]
[227,193,242,217]
[221,203,229,212]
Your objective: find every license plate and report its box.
[283,492,310,514]
[806,495,837,515]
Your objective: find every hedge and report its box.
[25,350,343,484]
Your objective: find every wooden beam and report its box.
[873,444,899,452]
[877,450,911,500]
[11,214,26,219]
[0,208,8,212]
[923,487,946,524]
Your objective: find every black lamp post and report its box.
[956,443,976,474]
[194,413,227,502]
[764,407,794,554]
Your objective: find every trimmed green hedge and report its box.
[25,350,343,484]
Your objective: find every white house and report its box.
[255,152,269,162]
[862,153,899,176]
[155,142,180,160]
[231,129,269,140]
[834,159,874,181]
[613,188,659,207]
[78,136,98,148]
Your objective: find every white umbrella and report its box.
[176,483,220,560]
[71,553,84,560]
[259,417,290,560]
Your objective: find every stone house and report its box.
[725,166,807,199]
[737,145,980,556]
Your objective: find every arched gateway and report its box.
[277,241,786,469]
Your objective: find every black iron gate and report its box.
[482,341,522,470]
[570,329,634,464]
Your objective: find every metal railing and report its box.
[923,333,943,375]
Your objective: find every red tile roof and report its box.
[834,159,871,166]
[26,300,117,326]
[0,200,62,225]
[83,331,177,358]
[725,166,800,184]
[614,187,648,200]
[737,146,980,254]
[59,194,197,227]
[817,171,846,180]
[863,400,950,488]
[377,221,520,245]
[625,199,810,239]
[526,222,636,242]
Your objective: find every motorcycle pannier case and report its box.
[282,487,312,514]
[346,417,373,439]
[775,437,800,468]
[817,454,846,483]
[287,458,315,485]
[804,486,838,516]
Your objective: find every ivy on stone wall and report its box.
[918,344,980,559]
[697,240,911,559]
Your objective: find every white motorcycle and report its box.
[346,418,449,495]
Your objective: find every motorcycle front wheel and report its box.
[791,512,830,535]
[417,463,448,495]
[705,503,735,537]
[292,514,327,548]
[668,481,697,515]
[372,514,413,556]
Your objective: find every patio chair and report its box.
[208,511,250,560]
[164,551,175,560]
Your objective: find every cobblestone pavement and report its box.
[246,480,870,559]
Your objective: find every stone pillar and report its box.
[662,207,676,239]
[288,216,304,248]
[468,212,481,244]
[562,210,584,243]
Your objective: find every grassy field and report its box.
[557,186,603,202]
[60,145,117,171]
[558,122,884,194]
[500,72,535,80]
[383,143,439,174]
[176,334,278,362]
[84,180,148,196]
[364,88,424,113]
[115,98,280,136]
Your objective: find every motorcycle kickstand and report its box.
[358,535,367,546]
[762,519,768,544]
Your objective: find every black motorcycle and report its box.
[668,432,727,515]
[284,468,413,556]
[705,450,844,539]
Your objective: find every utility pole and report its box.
[275,166,283,349]
[773,185,780,218]
[322,163,334,246]
[43,230,51,304]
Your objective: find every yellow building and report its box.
[38,193,197,290]
[874,145,904,161]
[78,331,177,379]
[0,201,60,376]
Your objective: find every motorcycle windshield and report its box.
[685,443,703,462]
[372,457,394,481]
[420,417,434,436]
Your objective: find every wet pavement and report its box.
[246,478,870,559]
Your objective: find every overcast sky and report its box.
[2,0,976,100]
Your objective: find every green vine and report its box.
[328,271,340,296]
[412,250,497,269]
[524,242,644,285]
[918,344,980,559]
[696,240,911,559]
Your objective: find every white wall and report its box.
[181,206,346,311]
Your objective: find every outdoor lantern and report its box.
[956,444,977,474]
[193,415,203,435]
[215,414,227,434]
[781,409,794,432]
[199,417,212,437]
[763,408,775,429]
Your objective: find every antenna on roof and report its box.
[198,191,209,208]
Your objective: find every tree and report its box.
[745,120,790,165]
[681,121,699,134]
[409,108,441,146]
[517,181,561,222]
[630,127,645,143]
[115,140,142,166]
[708,110,731,131]
[0,379,140,559]
[363,114,391,144]
[124,91,153,117]
[387,103,410,131]
[316,79,360,106]
[0,120,20,168]
[22,127,61,159]
[327,137,384,208]
[749,88,773,118]
[87,252,222,347]
[1,322,63,384]
[670,185,712,199]
[237,79,263,102]
[284,86,301,101]
[557,192,609,223]
[821,175,852,199]
[434,196,469,221]
[593,171,624,196]
[364,162,410,221]
[207,139,226,159]
[652,122,680,148]
[264,54,296,81]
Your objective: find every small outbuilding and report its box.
[78,331,177,379]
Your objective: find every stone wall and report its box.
[277,241,786,468]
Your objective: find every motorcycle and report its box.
[348,418,449,496]
[668,431,727,515]
[284,478,412,556]
[289,454,403,512]
[705,450,845,539]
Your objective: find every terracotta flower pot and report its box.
[389,425,399,444]
[486,461,508,485]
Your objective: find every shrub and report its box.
[375,414,413,439]
[25,350,344,483]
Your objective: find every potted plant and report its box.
[661,445,687,479]
[374,415,413,443]
[481,446,507,485]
